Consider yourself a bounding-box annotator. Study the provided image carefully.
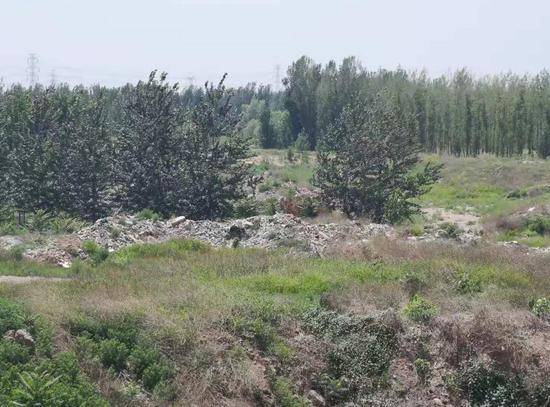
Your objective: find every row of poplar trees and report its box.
[0,73,253,220]
[273,56,550,157]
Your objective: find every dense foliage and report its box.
[313,97,442,222]
[2,57,550,221]
[0,299,107,405]
[278,56,550,157]
[0,72,253,220]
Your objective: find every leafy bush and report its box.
[0,300,107,405]
[299,196,317,218]
[414,358,431,385]
[457,359,529,407]
[303,308,399,395]
[232,197,260,219]
[0,356,108,406]
[7,245,25,261]
[525,215,550,235]
[27,209,52,231]
[136,208,163,222]
[453,269,483,294]
[0,341,31,367]
[312,374,350,404]
[81,240,109,265]
[327,332,395,383]
[401,269,428,296]
[530,297,550,318]
[0,298,26,333]
[70,313,174,393]
[440,222,461,239]
[99,339,129,371]
[142,362,173,391]
[408,223,425,237]
[506,188,528,199]
[279,192,319,218]
[403,295,438,323]
[128,345,158,378]
[272,376,309,407]
[49,214,87,233]
[262,198,279,216]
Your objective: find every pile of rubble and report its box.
[78,213,392,256]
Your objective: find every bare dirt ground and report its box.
[422,207,482,233]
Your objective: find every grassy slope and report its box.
[0,153,549,404]
[419,154,550,216]
[1,238,549,404]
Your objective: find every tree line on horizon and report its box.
[248,56,550,158]
[1,56,550,221]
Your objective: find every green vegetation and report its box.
[530,297,550,318]
[419,155,550,216]
[0,210,86,237]
[0,237,547,405]
[135,209,163,222]
[314,97,441,222]
[81,240,109,266]
[0,299,107,405]
[402,294,439,323]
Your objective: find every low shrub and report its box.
[414,358,431,385]
[262,198,279,216]
[0,354,108,406]
[0,341,31,367]
[142,362,173,391]
[49,214,87,233]
[81,240,109,265]
[303,309,399,395]
[530,297,550,318]
[525,215,550,236]
[403,295,438,323]
[440,222,461,239]
[453,269,483,294]
[136,209,163,222]
[8,245,25,261]
[401,269,428,296]
[271,376,309,407]
[408,223,425,237]
[70,313,174,393]
[99,339,129,371]
[0,299,27,333]
[457,359,529,407]
[232,197,260,219]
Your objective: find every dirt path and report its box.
[0,276,71,285]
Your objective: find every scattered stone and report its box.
[308,389,326,406]
[432,398,444,406]
[77,213,391,257]
[3,329,35,348]
[167,216,186,228]
[0,236,23,251]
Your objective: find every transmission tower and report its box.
[26,53,39,87]
[49,69,56,86]
[274,64,281,91]
[184,76,195,88]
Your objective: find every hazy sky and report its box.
[1,0,549,87]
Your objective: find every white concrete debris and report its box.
[77,213,392,256]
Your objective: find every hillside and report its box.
[0,154,548,406]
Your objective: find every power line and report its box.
[26,53,39,87]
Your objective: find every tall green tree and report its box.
[283,56,321,149]
[313,97,441,222]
